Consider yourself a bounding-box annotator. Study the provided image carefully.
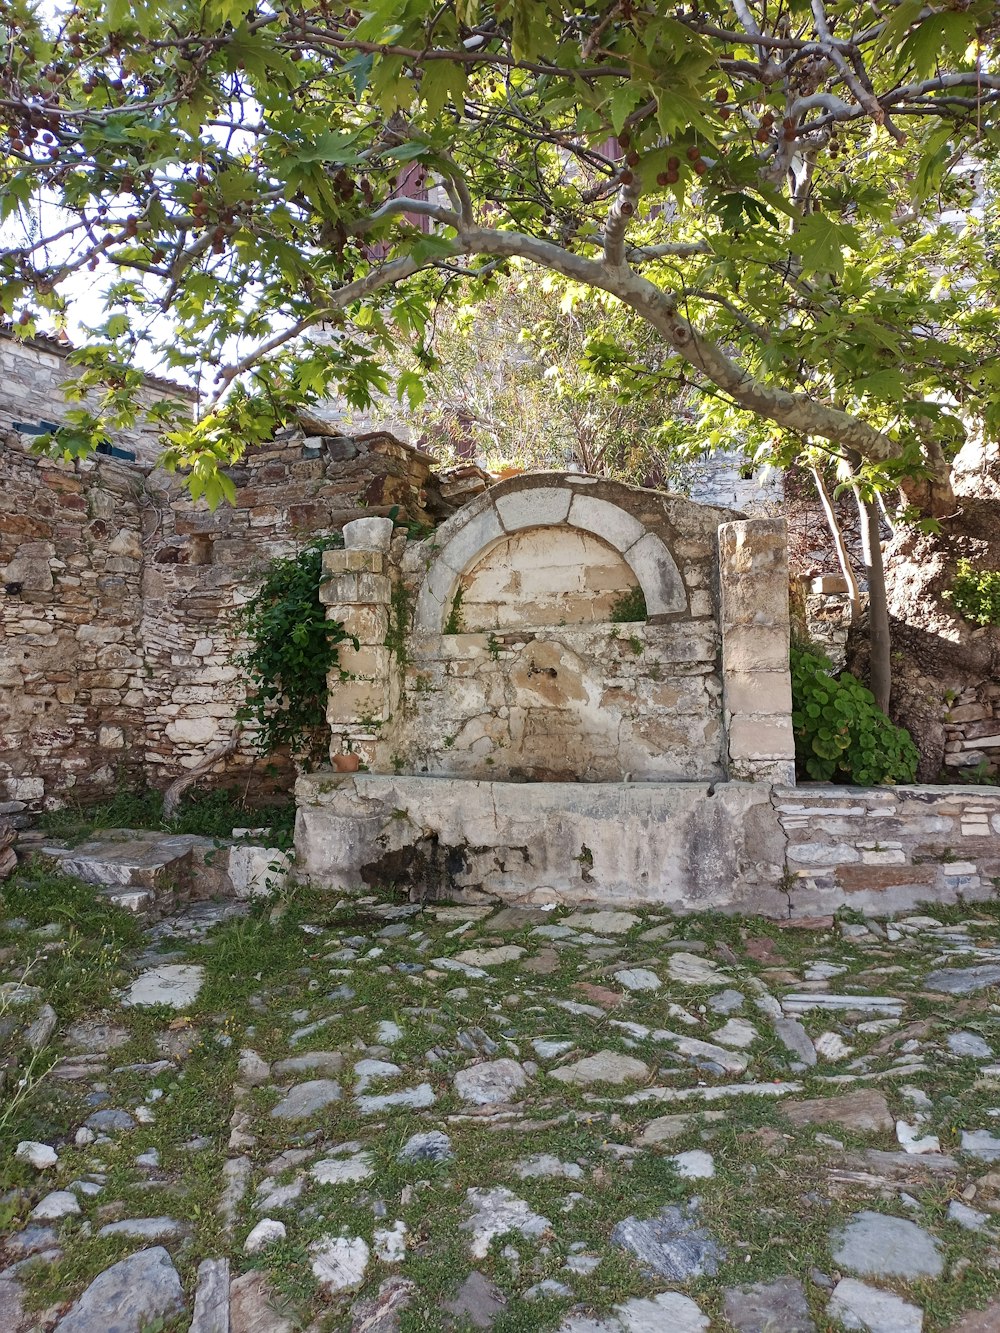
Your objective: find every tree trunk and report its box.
[810,463,862,618]
[853,485,892,713]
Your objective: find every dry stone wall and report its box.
[0,434,147,818]
[1,422,445,816]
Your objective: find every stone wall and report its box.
[321,473,796,785]
[0,435,146,819]
[0,424,446,816]
[295,773,1000,919]
[0,327,195,465]
[778,784,1000,916]
[139,430,440,794]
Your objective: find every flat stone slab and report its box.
[461,1186,551,1260]
[947,1031,993,1058]
[442,1270,506,1328]
[924,964,1000,994]
[122,959,204,1007]
[310,1236,370,1292]
[357,1084,435,1114]
[46,833,208,889]
[625,1081,802,1106]
[559,1292,710,1333]
[960,1130,1000,1160]
[97,1217,186,1241]
[635,1111,727,1146]
[550,1050,649,1086]
[229,1272,295,1333]
[781,993,903,1015]
[271,1052,343,1078]
[122,963,204,1009]
[831,1210,944,1280]
[189,1258,229,1333]
[562,911,640,935]
[828,1278,923,1332]
[454,1059,528,1105]
[774,1018,817,1065]
[56,1246,185,1333]
[784,1091,894,1134]
[723,1278,815,1332]
[666,953,729,985]
[611,1203,725,1280]
[270,1079,342,1119]
[399,1131,454,1164]
[453,945,526,967]
[614,968,661,992]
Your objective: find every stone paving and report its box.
[6,890,1000,1330]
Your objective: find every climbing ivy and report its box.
[233,536,355,767]
[790,646,919,786]
[944,559,1000,627]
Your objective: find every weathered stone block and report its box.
[495,487,571,531]
[332,604,390,643]
[625,532,686,615]
[727,716,795,762]
[338,645,392,680]
[438,505,505,575]
[319,571,392,606]
[326,680,389,725]
[568,494,646,552]
[322,548,386,575]
[722,671,793,715]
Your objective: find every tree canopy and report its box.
[2,0,999,510]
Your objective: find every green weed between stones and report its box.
[38,785,297,848]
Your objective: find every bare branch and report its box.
[603,173,641,268]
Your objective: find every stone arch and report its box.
[413,473,687,633]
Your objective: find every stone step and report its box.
[40,831,213,892]
[102,886,158,914]
[35,828,291,915]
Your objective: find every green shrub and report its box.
[944,558,1000,626]
[790,645,919,785]
[609,585,647,622]
[233,536,355,765]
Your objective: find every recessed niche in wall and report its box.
[458,526,637,631]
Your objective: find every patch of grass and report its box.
[37,786,296,848]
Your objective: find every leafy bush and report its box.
[944,559,1000,626]
[233,536,355,766]
[790,646,919,785]
[609,585,647,622]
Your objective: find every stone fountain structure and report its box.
[295,473,801,911]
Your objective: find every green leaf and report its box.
[419,60,468,118]
[791,213,859,278]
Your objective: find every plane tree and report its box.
[3,0,1000,767]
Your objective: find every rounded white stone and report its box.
[244,1218,286,1253]
[343,517,394,552]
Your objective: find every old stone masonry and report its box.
[7,886,1000,1331]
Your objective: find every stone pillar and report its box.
[319,518,398,771]
[718,518,796,784]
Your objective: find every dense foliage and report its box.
[2,1,999,514]
[361,274,691,482]
[233,537,354,765]
[944,558,1000,628]
[791,645,919,786]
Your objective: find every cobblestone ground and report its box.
[6,876,1000,1332]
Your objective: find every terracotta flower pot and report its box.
[333,752,360,773]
